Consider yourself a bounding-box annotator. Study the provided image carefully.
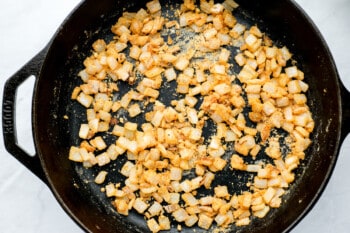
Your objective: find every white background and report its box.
[0,0,349,232]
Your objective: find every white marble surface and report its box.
[0,0,349,232]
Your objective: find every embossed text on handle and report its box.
[3,99,14,134]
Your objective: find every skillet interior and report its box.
[33,0,341,232]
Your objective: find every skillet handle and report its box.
[2,48,49,185]
[340,80,350,143]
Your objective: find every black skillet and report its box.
[2,0,350,232]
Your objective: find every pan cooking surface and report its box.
[64,1,311,232]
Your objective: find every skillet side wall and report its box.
[33,0,341,232]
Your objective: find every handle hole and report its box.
[15,75,36,156]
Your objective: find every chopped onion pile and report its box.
[68,0,314,232]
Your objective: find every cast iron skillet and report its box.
[2,0,350,232]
